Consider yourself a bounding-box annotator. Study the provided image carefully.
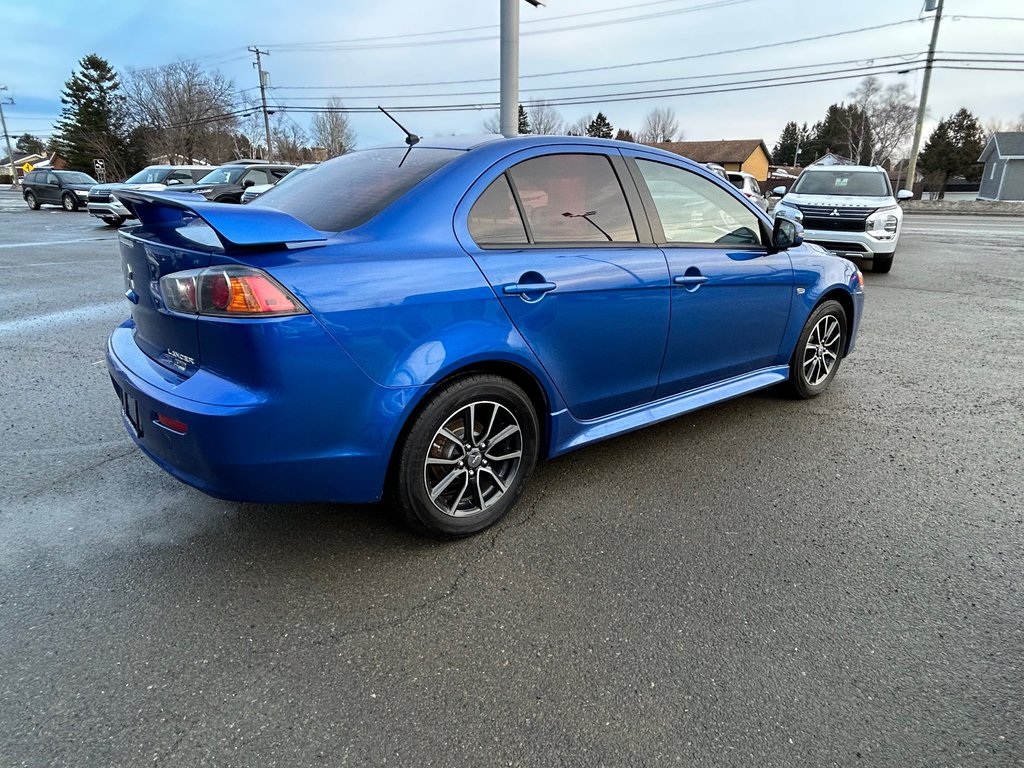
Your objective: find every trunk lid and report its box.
[114,189,327,376]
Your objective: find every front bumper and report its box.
[105,318,404,504]
[802,228,897,259]
[88,199,131,220]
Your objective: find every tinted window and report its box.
[508,154,637,243]
[469,175,528,244]
[792,170,889,196]
[636,159,762,246]
[55,171,97,184]
[251,148,460,232]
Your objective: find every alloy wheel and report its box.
[802,314,842,387]
[423,400,523,517]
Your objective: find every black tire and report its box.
[25,191,39,210]
[871,254,894,274]
[104,216,126,227]
[393,374,539,538]
[785,300,848,399]
[61,193,79,212]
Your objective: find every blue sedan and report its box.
[106,135,864,537]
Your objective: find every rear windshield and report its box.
[250,148,461,232]
[792,170,889,197]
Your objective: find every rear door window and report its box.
[507,154,637,243]
[468,175,528,245]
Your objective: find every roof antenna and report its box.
[378,106,420,167]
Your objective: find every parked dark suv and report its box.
[170,161,296,203]
[23,170,98,211]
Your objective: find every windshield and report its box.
[57,172,97,185]
[196,167,245,185]
[792,170,890,197]
[124,167,171,184]
[251,148,461,232]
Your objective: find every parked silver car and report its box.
[727,171,768,212]
[87,165,211,226]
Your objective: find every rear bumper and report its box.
[105,319,404,504]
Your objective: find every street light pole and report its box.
[905,0,944,194]
[0,86,18,188]
[499,0,544,138]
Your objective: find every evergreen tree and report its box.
[15,133,45,156]
[614,128,636,142]
[53,54,136,176]
[773,122,802,165]
[918,108,986,198]
[518,104,531,135]
[586,112,613,139]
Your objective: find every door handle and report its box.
[674,274,708,286]
[503,281,556,296]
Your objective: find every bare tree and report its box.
[123,60,238,163]
[311,97,356,157]
[566,114,592,136]
[527,101,565,134]
[845,76,916,166]
[270,114,313,164]
[482,112,500,133]
[638,107,681,143]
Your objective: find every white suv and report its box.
[772,166,912,273]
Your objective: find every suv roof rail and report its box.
[223,159,270,165]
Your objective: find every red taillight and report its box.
[160,266,307,317]
[156,412,188,434]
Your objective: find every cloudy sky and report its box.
[1,0,1021,153]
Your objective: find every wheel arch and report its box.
[384,359,553,493]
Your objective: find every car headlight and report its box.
[866,205,899,239]
[76,189,90,197]
[774,203,802,222]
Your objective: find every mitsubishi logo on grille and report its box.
[829,208,840,217]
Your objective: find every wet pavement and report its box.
[2,196,1022,767]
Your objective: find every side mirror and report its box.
[771,185,787,197]
[166,178,182,185]
[771,215,803,251]
[242,180,255,188]
[896,189,913,201]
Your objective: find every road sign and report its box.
[22,162,33,173]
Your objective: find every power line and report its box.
[259,0,755,50]
[259,53,928,101]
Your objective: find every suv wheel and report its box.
[61,193,79,212]
[872,254,894,274]
[25,191,39,210]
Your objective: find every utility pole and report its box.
[0,86,18,188]
[905,0,944,195]
[499,0,544,138]
[248,47,274,161]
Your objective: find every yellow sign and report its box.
[22,162,33,173]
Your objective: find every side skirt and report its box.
[548,365,790,457]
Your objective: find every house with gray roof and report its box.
[978,132,1024,201]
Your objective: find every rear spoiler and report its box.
[113,189,327,248]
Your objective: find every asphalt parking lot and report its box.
[1,191,1022,767]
